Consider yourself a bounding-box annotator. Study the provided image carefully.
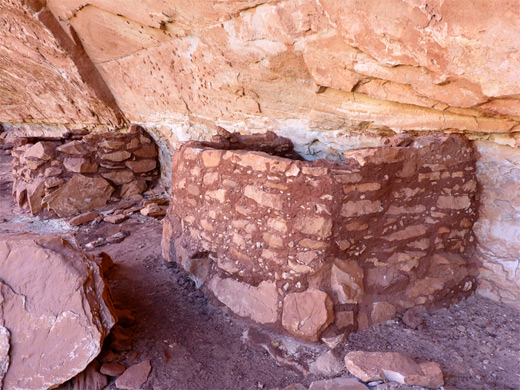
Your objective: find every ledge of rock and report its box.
[162,131,479,341]
[0,233,116,390]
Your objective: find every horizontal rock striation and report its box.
[11,124,159,217]
[0,0,125,127]
[162,132,479,341]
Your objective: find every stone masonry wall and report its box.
[162,133,479,342]
[11,125,159,217]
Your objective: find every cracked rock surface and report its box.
[0,233,116,390]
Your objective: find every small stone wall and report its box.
[11,125,159,217]
[162,132,480,342]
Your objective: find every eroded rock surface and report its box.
[0,0,125,127]
[0,233,116,390]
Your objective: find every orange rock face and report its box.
[39,0,520,139]
[0,0,125,128]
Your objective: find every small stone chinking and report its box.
[10,124,160,217]
[162,130,480,342]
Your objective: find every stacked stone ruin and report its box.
[162,132,480,341]
[10,125,159,217]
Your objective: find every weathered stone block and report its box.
[282,289,334,341]
[44,175,114,217]
[101,150,131,162]
[208,277,278,324]
[125,159,157,173]
[24,141,55,160]
[63,157,98,173]
[341,200,382,218]
[331,260,364,304]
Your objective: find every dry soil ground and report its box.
[0,150,519,390]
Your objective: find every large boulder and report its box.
[0,233,116,390]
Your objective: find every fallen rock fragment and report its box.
[402,307,425,330]
[308,378,367,389]
[106,232,128,244]
[344,351,444,388]
[121,179,147,200]
[115,360,152,390]
[104,213,129,224]
[100,362,126,376]
[320,326,348,349]
[68,211,100,226]
[140,202,167,217]
[73,360,108,390]
[86,237,106,250]
[309,350,345,376]
[0,233,116,390]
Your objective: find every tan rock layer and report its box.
[162,132,479,340]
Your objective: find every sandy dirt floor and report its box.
[1,150,519,390]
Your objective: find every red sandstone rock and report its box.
[120,179,147,199]
[68,211,100,226]
[0,233,116,390]
[282,289,334,341]
[344,351,444,388]
[44,175,114,217]
[101,170,136,185]
[100,362,126,376]
[63,157,99,173]
[331,260,364,304]
[44,176,65,188]
[125,159,157,173]
[44,166,63,176]
[104,214,128,224]
[208,277,279,324]
[24,141,55,160]
[140,203,167,217]
[132,144,158,158]
[115,360,152,390]
[26,177,45,213]
[370,301,397,324]
[101,150,132,162]
[100,139,127,149]
[57,140,89,155]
